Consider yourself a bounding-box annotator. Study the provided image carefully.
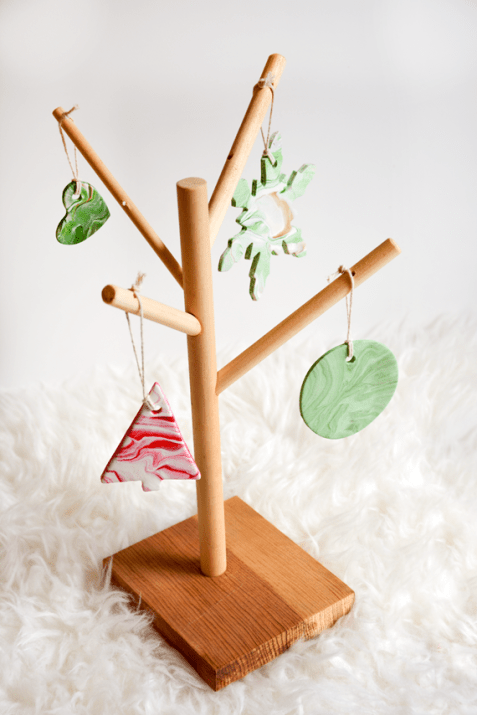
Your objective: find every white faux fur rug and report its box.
[1,315,477,714]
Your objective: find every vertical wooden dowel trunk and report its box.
[176,178,226,577]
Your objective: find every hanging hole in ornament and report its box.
[347,355,357,364]
[145,400,162,413]
[72,181,82,199]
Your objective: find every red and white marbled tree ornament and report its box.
[101,383,200,491]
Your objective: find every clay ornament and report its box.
[101,382,200,491]
[300,340,398,439]
[218,132,315,300]
[56,180,110,245]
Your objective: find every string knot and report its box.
[328,265,355,362]
[130,272,146,296]
[256,72,275,91]
[59,105,79,125]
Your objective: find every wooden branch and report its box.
[208,53,287,247]
[52,107,183,288]
[216,239,401,394]
[101,285,201,336]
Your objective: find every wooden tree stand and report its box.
[54,53,400,691]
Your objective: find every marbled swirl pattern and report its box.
[300,340,398,439]
[56,181,110,245]
[101,383,200,491]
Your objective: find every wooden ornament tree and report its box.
[53,54,401,691]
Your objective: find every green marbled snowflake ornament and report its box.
[56,181,110,245]
[218,132,315,300]
[300,340,398,439]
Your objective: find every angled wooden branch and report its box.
[102,285,201,335]
[208,53,287,246]
[52,107,183,288]
[216,239,401,394]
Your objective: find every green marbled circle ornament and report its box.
[56,181,110,245]
[300,340,398,439]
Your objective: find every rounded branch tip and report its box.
[102,285,116,303]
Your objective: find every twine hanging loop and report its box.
[328,265,355,361]
[125,272,161,412]
[58,105,82,199]
[255,72,276,166]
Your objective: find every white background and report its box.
[1,0,476,390]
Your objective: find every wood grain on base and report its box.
[105,496,354,690]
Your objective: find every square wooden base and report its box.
[105,496,354,690]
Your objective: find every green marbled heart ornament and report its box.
[56,181,110,245]
[300,340,398,439]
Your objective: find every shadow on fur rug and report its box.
[1,315,476,714]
